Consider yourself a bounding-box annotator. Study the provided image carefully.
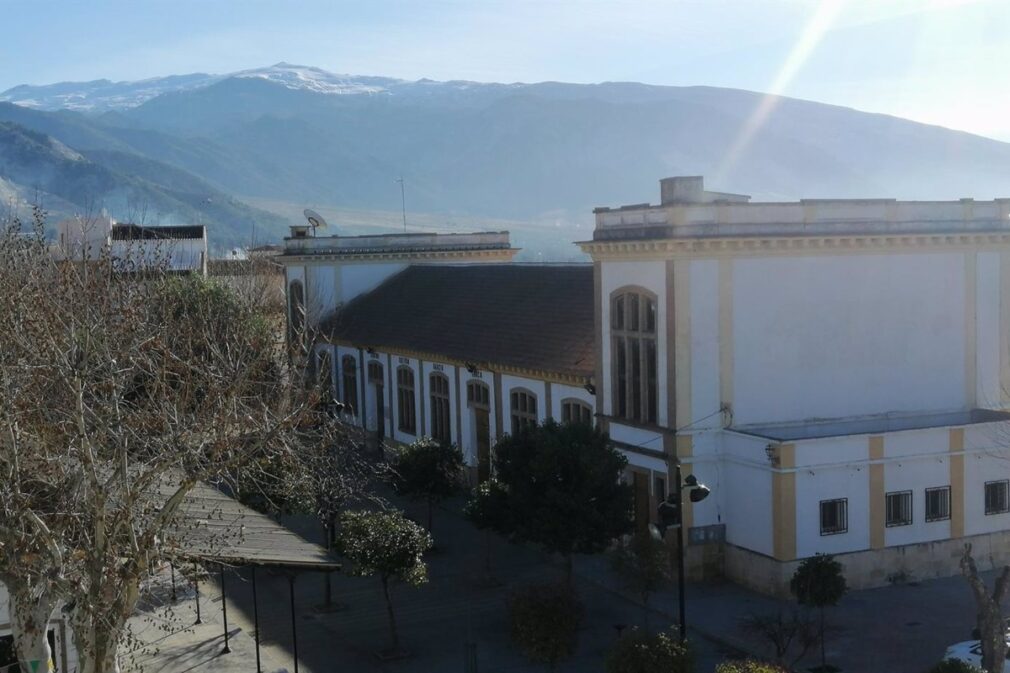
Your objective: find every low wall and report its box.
[724,530,1010,596]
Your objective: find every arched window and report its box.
[397,367,417,434]
[288,280,305,348]
[611,289,657,424]
[429,373,452,444]
[367,361,384,383]
[466,381,490,409]
[341,355,358,415]
[561,398,593,426]
[510,389,538,435]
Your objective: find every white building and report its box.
[278,228,595,481]
[55,215,208,274]
[281,177,1010,593]
[584,176,1010,592]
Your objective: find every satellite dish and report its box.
[303,208,329,235]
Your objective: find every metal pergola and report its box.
[168,483,341,673]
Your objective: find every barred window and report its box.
[429,373,451,444]
[510,389,538,435]
[561,399,593,426]
[341,355,358,415]
[925,486,951,522]
[985,480,1009,515]
[611,289,657,424]
[819,498,848,535]
[885,491,912,527]
[467,381,490,408]
[397,367,416,434]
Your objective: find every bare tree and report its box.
[739,610,819,668]
[961,544,1010,673]
[0,209,351,672]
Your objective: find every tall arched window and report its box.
[397,367,417,434]
[561,398,593,426]
[611,289,657,423]
[510,388,538,435]
[429,373,451,444]
[341,355,358,415]
[288,280,305,348]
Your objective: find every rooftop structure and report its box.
[323,264,594,380]
[588,176,1010,245]
[280,228,515,262]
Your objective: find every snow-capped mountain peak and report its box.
[230,63,400,95]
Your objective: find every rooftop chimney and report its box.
[660,176,705,205]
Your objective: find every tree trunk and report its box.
[381,575,399,653]
[9,588,58,673]
[819,605,826,670]
[427,499,433,535]
[962,544,1010,673]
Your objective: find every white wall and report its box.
[722,432,775,556]
[976,252,1002,408]
[732,253,967,425]
[965,424,1010,536]
[794,435,872,557]
[882,430,952,547]
[340,263,408,306]
[690,259,722,430]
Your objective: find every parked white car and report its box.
[944,640,1010,671]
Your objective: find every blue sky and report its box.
[3,0,1009,140]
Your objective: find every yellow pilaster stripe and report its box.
[673,261,692,430]
[718,259,734,412]
[1000,252,1010,405]
[772,443,796,561]
[965,252,977,407]
[950,428,965,539]
[868,436,885,550]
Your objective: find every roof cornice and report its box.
[578,231,1010,260]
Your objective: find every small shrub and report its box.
[605,628,693,673]
[508,582,584,671]
[714,660,789,673]
[927,659,984,673]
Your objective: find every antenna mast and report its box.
[396,176,407,232]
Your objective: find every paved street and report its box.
[127,496,1001,673]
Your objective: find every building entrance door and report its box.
[475,408,491,482]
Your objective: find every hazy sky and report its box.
[3,0,1008,140]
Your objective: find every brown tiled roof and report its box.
[323,264,595,379]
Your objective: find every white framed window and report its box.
[819,498,847,535]
[396,367,416,434]
[561,399,593,426]
[925,486,951,522]
[611,289,658,424]
[885,490,912,527]
[985,480,1009,515]
[510,389,538,435]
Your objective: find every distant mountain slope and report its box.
[0,122,285,249]
[3,64,1009,231]
[0,73,219,112]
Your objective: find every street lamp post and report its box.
[656,463,710,642]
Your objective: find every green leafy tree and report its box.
[336,510,433,654]
[464,479,512,583]
[508,582,584,671]
[469,420,633,581]
[790,554,847,672]
[605,628,693,673]
[391,437,464,533]
[611,531,673,623]
[714,660,789,673]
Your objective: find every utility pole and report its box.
[396,176,407,232]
